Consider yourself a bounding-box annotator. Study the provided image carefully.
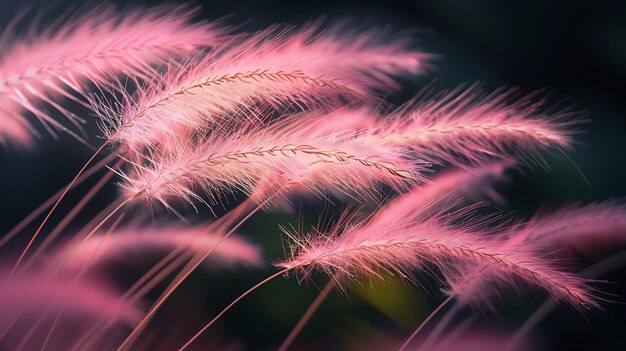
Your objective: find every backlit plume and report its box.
[0,4,227,147]
[102,24,430,150]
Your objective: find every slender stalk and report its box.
[178,268,292,351]
[116,188,284,351]
[0,153,117,249]
[74,197,260,351]
[14,312,48,351]
[40,310,63,351]
[153,198,258,302]
[49,193,138,276]
[22,159,123,271]
[16,214,126,351]
[505,300,556,351]
[69,251,189,351]
[116,202,265,351]
[11,143,108,274]
[417,301,462,351]
[0,310,25,342]
[278,280,335,351]
[398,294,455,351]
[40,214,125,351]
[506,250,626,350]
[399,265,489,351]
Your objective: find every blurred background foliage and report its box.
[1,0,625,350]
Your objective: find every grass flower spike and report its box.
[278,201,596,308]
[102,24,430,149]
[0,3,227,147]
[121,113,427,209]
[366,86,581,167]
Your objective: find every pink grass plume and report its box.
[120,113,426,210]
[366,85,582,168]
[0,3,228,147]
[520,200,626,258]
[277,200,596,309]
[56,223,263,270]
[0,273,142,325]
[438,201,625,309]
[101,24,431,149]
[373,159,515,226]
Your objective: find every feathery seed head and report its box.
[278,200,597,309]
[0,3,228,147]
[103,23,431,149]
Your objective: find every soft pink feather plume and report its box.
[440,202,625,308]
[121,113,426,209]
[102,24,430,149]
[254,116,514,207]
[56,224,263,269]
[441,262,513,311]
[373,160,514,226]
[365,86,580,167]
[518,200,626,257]
[0,112,34,148]
[246,109,377,209]
[277,199,596,308]
[0,4,227,147]
[0,274,141,325]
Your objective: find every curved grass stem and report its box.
[11,142,108,274]
[116,185,289,350]
[506,250,626,350]
[0,151,117,249]
[278,280,335,351]
[178,268,292,351]
[398,294,455,351]
[21,159,123,271]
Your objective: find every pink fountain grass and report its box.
[56,224,263,270]
[0,3,228,147]
[0,274,142,325]
[439,201,626,309]
[438,201,626,305]
[520,200,626,257]
[243,109,377,206]
[277,199,596,309]
[119,85,570,210]
[120,113,426,210]
[101,24,430,150]
[0,113,34,149]
[365,86,582,167]
[441,262,516,311]
[372,160,515,226]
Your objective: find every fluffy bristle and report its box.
[0,3,227,147]
[102,23,430,149]
[366,85,582,168]
[517,200,626,257]
[277,201,596,309]
[120,113,426,209]
[373,160,515,226]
